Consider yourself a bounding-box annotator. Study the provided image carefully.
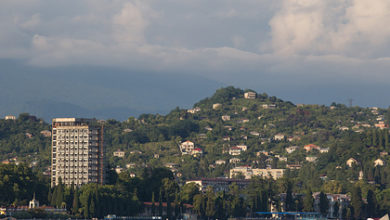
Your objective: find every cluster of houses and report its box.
[229,165,285,180]
[179,141,203,156]
[183,177,352,219]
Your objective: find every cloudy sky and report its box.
[1,0,390,119]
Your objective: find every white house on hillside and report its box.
[180,141,195,155]
[346,158,358,167]
[244,92,256,99]
[374,158,384,167]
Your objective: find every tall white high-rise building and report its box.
[51,118,104,187]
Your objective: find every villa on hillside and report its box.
[346,158,358,167]
[180,140,195,155]
[304,144,321,152]
[244,91,256,99]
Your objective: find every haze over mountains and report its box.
[0,59,222,121]
[2,58,390,121]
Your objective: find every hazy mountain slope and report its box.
[0,59,223,121]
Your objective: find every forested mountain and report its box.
[1,86,390,218]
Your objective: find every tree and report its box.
[319,192,329,217]
[205,187,216,218]
[333,201,339,218]
[158,190,163,217]
[173,191,180,219]
[180,182,200,204]
[72,189,80,215]
[351,186,363,219]
[193,194,205,217]
[285,180,294,211]
[366,189,377,218]
[151,192,156,216]
[303,189,314,212]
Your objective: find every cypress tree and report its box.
[366,189,377,217]
[319,192,329,217]
[151,192,156,216]
[47,188,52,205]
[56,183,64,208]
[351,186,363,219]
[379,131,384,148]
[303,188,314,212]
[285,181,294,211]
[89,195,96,218]
[158,190,163,217]
[84,194,90,219]
[333,201,339,218]
[72,189,80,215]
[374,166,381,185]
[205,190,216,218]
[174,191,180,219]
[373,129,377,146]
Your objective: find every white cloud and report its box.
[268,0,390,58]
[0,0,390,89]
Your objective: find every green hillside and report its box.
[2,86,390,191]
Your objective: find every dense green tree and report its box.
[319,192,329,217]
[333,201,339,218]
[366,189,377,217]
[180,182,200,204]
[193,194,205,217]
[303,189,314,212]
[205,187,216,218]
[151,192,156,216]
[72,189,80,215]
[351,186,364,219]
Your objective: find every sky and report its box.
[1,0,390,119]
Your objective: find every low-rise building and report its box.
[304,144,321,152]
[229,147,242,156]
[306,156,318,163]
[187,107,201,114]
[222,115,231,121]
[40,130,52,137]
[235,145,247,151]
[346,158,358,167]
[229,158,241,163]
[215,160,226,165]
[230,166,285,180]
[374,158,385,167]
[274,133,285,141]
[286,164,302,170]
[319,147,329,153]
[4,115,16,120]
[212,103,222,110]
[113,150,125,158]
[192,148,203,156]
[180,140,195,155]
[126,163,136,169]
[244,92,256,99]
[286,146,299,154]
[375,121,389,129]
[115,166,123,174]
[262,104,276,109]
[123,128,133,133]
[339,126,349,131]
[186,178,250,192]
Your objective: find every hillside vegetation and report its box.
[2,87,390,193]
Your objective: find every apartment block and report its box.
[51,118,104,187]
